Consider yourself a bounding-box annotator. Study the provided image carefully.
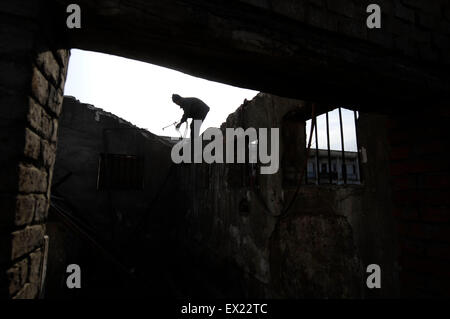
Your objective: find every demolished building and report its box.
[46,96,182,298]
[1,0,449,300]
[43,93,399,298]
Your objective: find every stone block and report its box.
[10,225,45,260]
[24,128,40,160]
[41,140,56,168]
[6,259,28,296]
[36,51,60,86]
[40,111,53,140]
[31,66,48,106]
[14,195,35,226]
[29,248,42,285]
[51,119,59,143]
[34,195,48,222]
[18,164,48,194]
[12,282,38,299]
[47,84,63,117]
[55,49,70,68]
[27,97,42,133]
[27,99,56,140]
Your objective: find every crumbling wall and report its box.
[271,186,364,298]
[46,96,180,298]
[51,97,175,243]
[174,94,390,298]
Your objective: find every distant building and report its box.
[306,149,360,184]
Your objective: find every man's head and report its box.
[172,94,182,106]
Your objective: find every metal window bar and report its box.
[326,112,332,184]
[314,114,320,185]
[338,107,347,184]
[305,124,309,185]
[353,110,363,183]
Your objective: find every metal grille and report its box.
[97,153,144,190]
[306,108,363,185]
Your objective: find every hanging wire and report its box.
[279,103,317,219]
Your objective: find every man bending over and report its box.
[172,94,210,138]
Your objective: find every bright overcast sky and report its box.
[63,49,357,151]
[64,49,258,138]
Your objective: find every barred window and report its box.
[97,153,144,190]
[305,107,362,185]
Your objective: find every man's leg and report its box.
[190,119,203,163]
[190,120,195,139]
[191,118,204,137]
[196,109,208,134]
[201,108,209,123]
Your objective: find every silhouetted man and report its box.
[172,94,210,138]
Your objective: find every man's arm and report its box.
[176,112,188,129]
[176,100,192,129]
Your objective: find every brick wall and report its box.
[0,2,69,298]
[388,103,450,297]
